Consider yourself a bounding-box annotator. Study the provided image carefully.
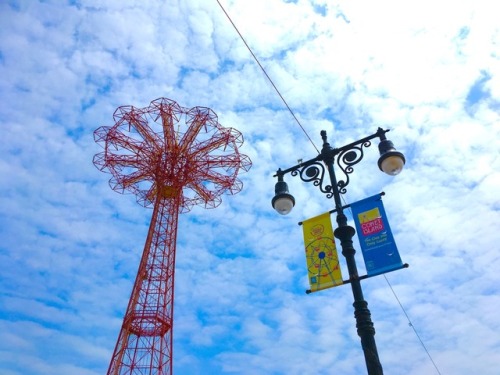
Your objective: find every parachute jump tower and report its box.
[94,97,251,374]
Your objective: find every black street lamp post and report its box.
[272,128,405,375]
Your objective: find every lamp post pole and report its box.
[321,130,383,375]
[272,128,405,375]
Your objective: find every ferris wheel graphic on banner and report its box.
[302,212,344,292]
[306,236,340,284]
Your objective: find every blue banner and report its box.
[351,194,403,276]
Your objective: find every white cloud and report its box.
[0,0,499,374]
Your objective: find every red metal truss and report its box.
[94,97,251,375]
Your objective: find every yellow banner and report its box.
[302,212,343,293]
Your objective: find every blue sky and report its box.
[1,0,499,374]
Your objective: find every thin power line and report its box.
[215,0,320,154]
[383,275,443,375]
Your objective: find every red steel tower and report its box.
[93,97,251,374]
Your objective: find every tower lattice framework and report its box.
[94,97,251,375]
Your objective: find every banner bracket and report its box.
[306,263,409,294]
[298,192,386,226]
